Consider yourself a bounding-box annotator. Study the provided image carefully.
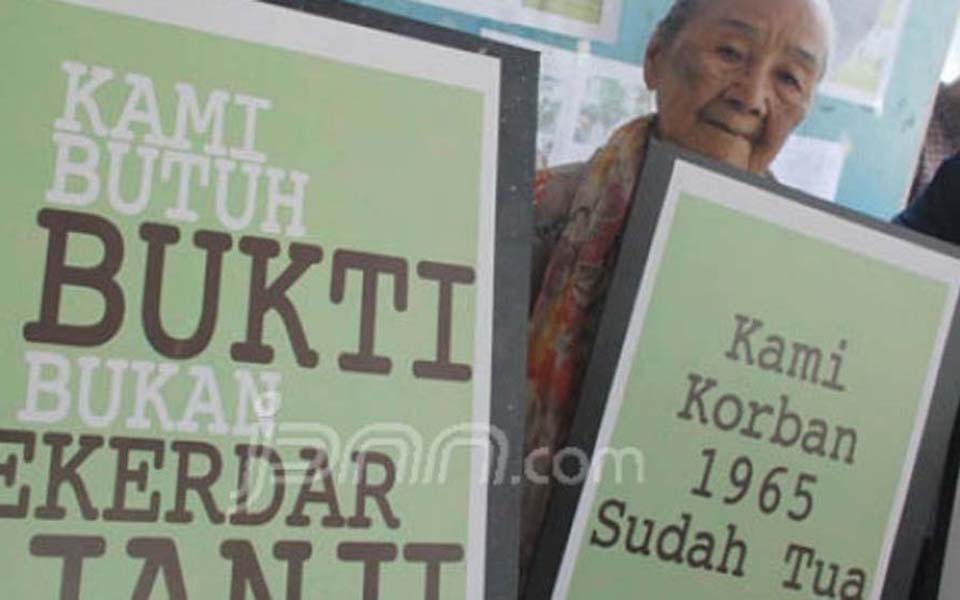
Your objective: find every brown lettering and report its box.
[35,433,103,521]
[331,250,407,374]
[141,223,232,359]
[23,208,124,347]
[412,261,474,382]
[0,429,35,519]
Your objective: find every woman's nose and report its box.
[724,66,770,117]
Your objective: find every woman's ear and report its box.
[644,30,665,90]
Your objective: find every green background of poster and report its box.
[0,0,489,596]
[565,192,950,598]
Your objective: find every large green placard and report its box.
[0,0,510,597]
[553,157,960,599]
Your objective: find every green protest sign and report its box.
[0,1,534,597]
[529,142,960,599]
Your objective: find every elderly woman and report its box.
[522,0,834,583]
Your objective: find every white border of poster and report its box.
[56,1,504,597]
[939,504,960,598]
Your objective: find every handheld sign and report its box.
[0,1,535,598]
[938,487,960,597]
[527,141,960,599]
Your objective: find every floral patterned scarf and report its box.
[521,115,656,583]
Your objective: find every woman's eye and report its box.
[716,45,744,62]
[778,70,803,90]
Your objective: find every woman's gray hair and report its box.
[654,0,836,77]
[655,0,702,47]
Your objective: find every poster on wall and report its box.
[821,0,913,112]
[482,30,651,170]
[417,0,622,42]
[0,0,536,598]
[526,141,960,599]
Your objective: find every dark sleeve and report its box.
[894,154,960,245]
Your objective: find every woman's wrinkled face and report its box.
[644,0,829,173]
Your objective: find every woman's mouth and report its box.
[701,117,758,142]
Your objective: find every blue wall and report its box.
[346,0,959,219]
[797,0,958,217]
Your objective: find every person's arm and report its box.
[895,154,960,245]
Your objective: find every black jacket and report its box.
[896,153,960,244]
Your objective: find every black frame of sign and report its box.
[265,2,538,598]
[525,139,960,599]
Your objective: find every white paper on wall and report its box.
[771,135,849,202]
